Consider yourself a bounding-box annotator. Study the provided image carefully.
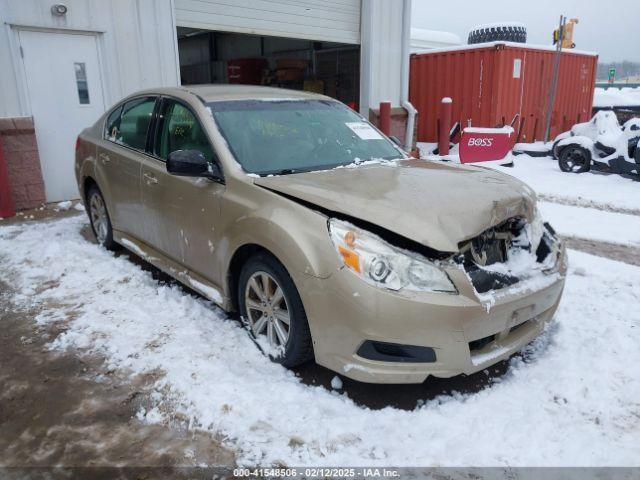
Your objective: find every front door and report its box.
[18,30,106,202]
[141,98,225,286]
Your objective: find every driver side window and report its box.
[155,99,216,163]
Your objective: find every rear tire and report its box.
[558,145,591,173]
[86,185,117,250]
[238,253,313,368]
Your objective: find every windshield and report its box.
[207,100,404,175]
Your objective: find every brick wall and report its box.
[0,117,46,210]
[369,107,419,150]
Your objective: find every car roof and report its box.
[136,84,333,103]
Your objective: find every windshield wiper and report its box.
[277,168,297,175]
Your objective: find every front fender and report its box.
[557,135,594,155]
[219,184,342,288]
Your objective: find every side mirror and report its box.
[167,150,222,180]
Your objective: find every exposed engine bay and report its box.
[456,215,561,293]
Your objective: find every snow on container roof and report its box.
[410,27,461,53]
[412,41,598,57]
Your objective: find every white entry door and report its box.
[18,30,106,202]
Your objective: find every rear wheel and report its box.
[87,185,117,250]
[558,145,591,173]
[238,253,313,368]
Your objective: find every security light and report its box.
[50,4,68,16]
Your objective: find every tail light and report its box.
[75,136,81,151]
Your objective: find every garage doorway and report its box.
[177,29,360,108]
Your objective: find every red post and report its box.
[379,101,391,136]
[0,136,16,219]
[438,97,452,156]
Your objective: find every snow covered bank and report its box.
[1,216,639,467]
[593,87,640,108]
[491,155,640,213]
[539,202,640,246]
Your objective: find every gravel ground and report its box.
[0,277,235,470]
[564,237,640,267]
[0,204,235,473]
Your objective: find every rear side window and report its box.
[104,97,156,151]
[104,106,122,140]
[154,100,215,163]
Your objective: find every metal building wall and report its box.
[174,0,409,117]
[410,43,598,143]
[0,0,180,118]
[0,0,409,126]
[360,0,405,115]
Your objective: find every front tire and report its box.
[87,185,117,250]
[238,253,313,368]
[558,145,591,173]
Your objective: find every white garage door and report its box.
[174,0,361,45]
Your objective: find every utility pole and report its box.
[544,15,566,142]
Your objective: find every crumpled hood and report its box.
[253,159,537,253]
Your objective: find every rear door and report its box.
[140,97,225,283]
[97,96,157,240]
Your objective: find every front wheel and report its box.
[238,253,313,368]
[558,145,591,173]
[87,185,117,250]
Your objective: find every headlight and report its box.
[328,218,457,293]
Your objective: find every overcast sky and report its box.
[412,0,640,63]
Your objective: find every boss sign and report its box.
[459,126,515,164]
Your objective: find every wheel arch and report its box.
[557,136,594,154]
[227,243,273,313]
[222,213,339,312]
[82,176,98,202]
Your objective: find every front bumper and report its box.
[297,246,566,384]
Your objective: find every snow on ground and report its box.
[490,155,640,213]
[539,201,640,246]
[513,141,551,153]
[1,215,639,466]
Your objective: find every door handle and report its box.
[143,172,158,185]
[99,153,111,164]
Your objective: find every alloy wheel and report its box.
[565,149,588,172]
[244,271,291,350]
[89,193,108,244]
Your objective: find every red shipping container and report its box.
[409,43,598,143]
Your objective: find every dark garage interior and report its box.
[177,27,360,107]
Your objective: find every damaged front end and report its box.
[456,210,563,295]
[326,205,563,306]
